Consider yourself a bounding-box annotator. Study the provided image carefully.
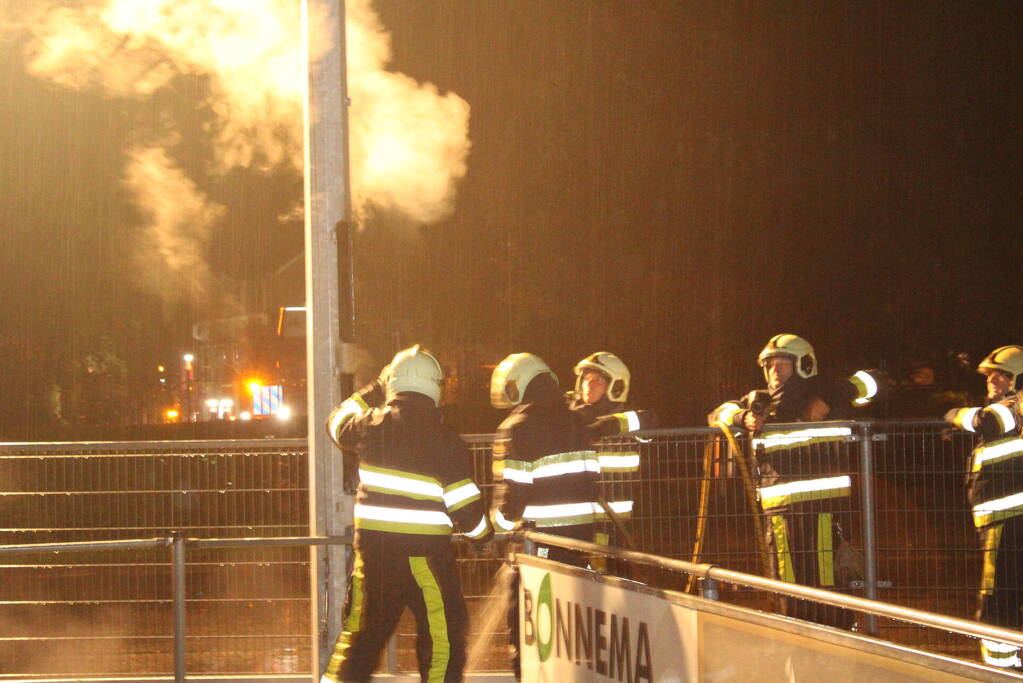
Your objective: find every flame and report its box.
[6,0,471,301]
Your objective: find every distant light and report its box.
[246,379,262,395]
[206,398,219,409]
[165,409,179,421]
[253,384,284,416]
[157,365,165,373]
[276,405,292,420]
[215,398,233,419]
[239,411,252,421]
[183,353,195,362]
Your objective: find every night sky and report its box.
[1,1,1021,435]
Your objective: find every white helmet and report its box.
[978,345,1023,392]
[574,352,630,403]
[758,334,817,380]
[383,345,443,406]
[490,353,558,409]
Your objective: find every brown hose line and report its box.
[685,438,717,594]
[713,421,783,612]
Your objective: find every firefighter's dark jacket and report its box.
[709,375,853,513]
[710,376,834,427]
[493,375,629,532]
[708,372,881,432]
[327,383,492,554]
[946,392,1023,529]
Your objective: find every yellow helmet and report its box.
[758,334,817,380]
[574,352,630,403]
[490,353,557,409]
[977,346,1023,391]
[382,345,444,406]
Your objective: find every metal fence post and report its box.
[859,422,879,636]
[386,633,398,673]
[172,535,187,682]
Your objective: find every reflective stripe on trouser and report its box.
[768,511,850,628]
[977,516,1023,668]
[322,542,467,682]
[982,638,1022,669]
[758,475,851,510]
[590,531,610,573]
[769,513,834,586]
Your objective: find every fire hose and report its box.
[595,494,654,583]
[686,422,780,612]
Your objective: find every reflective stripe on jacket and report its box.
[493,399,599,530]
[328,392,492,549]
[948,396,1023,528]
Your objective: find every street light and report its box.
[182,354,195,422]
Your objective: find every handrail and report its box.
[469,419,952,442]
[0,535,353,555]
[0,538,172,554]
[0,421,955,450]
[522,530,1023,649]
[0,438,308,453]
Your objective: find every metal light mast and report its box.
[303,0,354,674]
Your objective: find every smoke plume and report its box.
[123,143,224,305]
[5,0,472,302]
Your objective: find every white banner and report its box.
[518,560,698,682]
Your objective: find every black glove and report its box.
[634,408,658,430]
[469,528,494,554]
[354,378,385,408]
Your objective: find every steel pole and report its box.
[303,0,354,676]
[859,422,879,635]
[172,536,187,682]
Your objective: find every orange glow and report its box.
[246,379,262,395]
[165,409,179,421]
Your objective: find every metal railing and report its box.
[0,421,1001,674]
[2,528,1018,681]
[457,421,987,662]
[0,535,349,682]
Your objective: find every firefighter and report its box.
[568,351,653,560]
[490,352,634,677]
[321,345,492,683]
[490,352,624,559]
[569,351,656,436]
[570,351,632,419]
[945,345,1023,670]
[708,334,878,627]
